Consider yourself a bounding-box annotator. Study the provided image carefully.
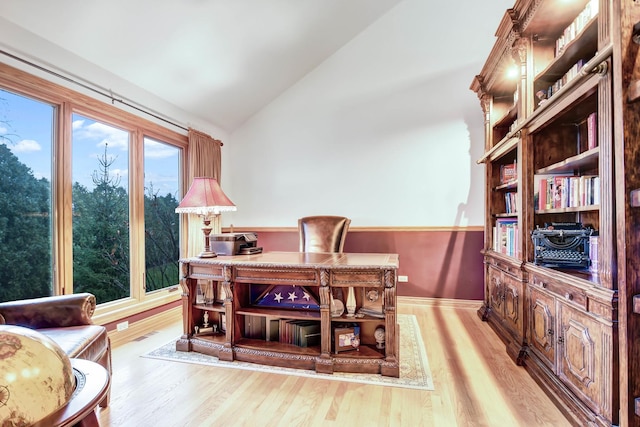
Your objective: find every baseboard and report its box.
[398,296,483,309]
[108,305,182,348]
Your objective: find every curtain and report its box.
[183,128,223,258]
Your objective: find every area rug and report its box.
[142,313,433,391]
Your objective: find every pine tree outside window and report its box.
[72,114,131,303]
[0,89,54,302]
[143,137,180,293]
[0,64,188,318]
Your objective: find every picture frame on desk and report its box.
[334,326,360,353]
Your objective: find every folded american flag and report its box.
[254,285,320,310]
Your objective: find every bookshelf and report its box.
[469,0,640,425]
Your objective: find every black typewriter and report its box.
[531,222,592,269]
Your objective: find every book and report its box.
[536,174,586,210]
[500,162,517,184]
[587,112,598,149]
[244,315,266,339]
[266,319,279,342]
[277,320,321,347]
[494,218,518,257]
[298,322,321,347]
[505,192,517,214]
[538,177,548,210]
[553,176,565,209]
[589,235,599,273]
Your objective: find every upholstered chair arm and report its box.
[0,293,96,329]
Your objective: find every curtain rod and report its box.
[0,48,189,132]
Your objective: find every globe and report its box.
[0,324,75,426]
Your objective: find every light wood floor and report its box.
[96,300,572,427]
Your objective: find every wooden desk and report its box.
[177,251,400,377]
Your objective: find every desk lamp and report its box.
[175,177,236,258]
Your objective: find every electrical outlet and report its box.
[398,275,409,282]
[117,321,129,332]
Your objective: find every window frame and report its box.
[0,62,188,324]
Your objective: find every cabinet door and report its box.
[557,303,611,419]
[502,273,523,338]
[528,287,555,370]
[487,266,504,317]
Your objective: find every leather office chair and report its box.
[298,215,351,253]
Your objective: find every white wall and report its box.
[0,0,514,229]
[223,0,513,228]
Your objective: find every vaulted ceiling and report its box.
[0,0,402,132]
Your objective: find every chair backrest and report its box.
[298,216,351,253]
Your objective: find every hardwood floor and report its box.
[97,299,571,427]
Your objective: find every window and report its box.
[0,63,188,320]
[0,89,54,302]
[143,137,180,292]
[72,114,131,304]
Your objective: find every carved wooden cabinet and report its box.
[481,255,526,363]
[528,286,556,370]
[469,0,640,425]
[527,265,616,422]
[557,302,613,419]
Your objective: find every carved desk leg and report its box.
[381,269,400,377]
[316,269,333,374]
[219,265,234,361]
[176,261,192,352]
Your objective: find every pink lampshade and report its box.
[175,177,237,216]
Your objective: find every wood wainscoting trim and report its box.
[224,226,484,233]
[398,296,483,310]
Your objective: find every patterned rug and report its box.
[142,313,434,391]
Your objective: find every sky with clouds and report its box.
[0,89,180,198]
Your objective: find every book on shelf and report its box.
[536,174,599,210]
[553,176,564,209]
[278,319,321,347]
[266,318,279,342]
[244,315,266,339]
[500,162,517,184]
[555,0,599,56]
[493,218,518,257]
[587,112,598,149]
[299,322,321,347]
[505,192,518,214]
[589,234,599,273]
[544,59,587,100]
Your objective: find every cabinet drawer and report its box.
[189,264,224,280]
[529,273,587,310]
[331,270,383,287]
[487,257,521,278]
[234,267,318,285]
